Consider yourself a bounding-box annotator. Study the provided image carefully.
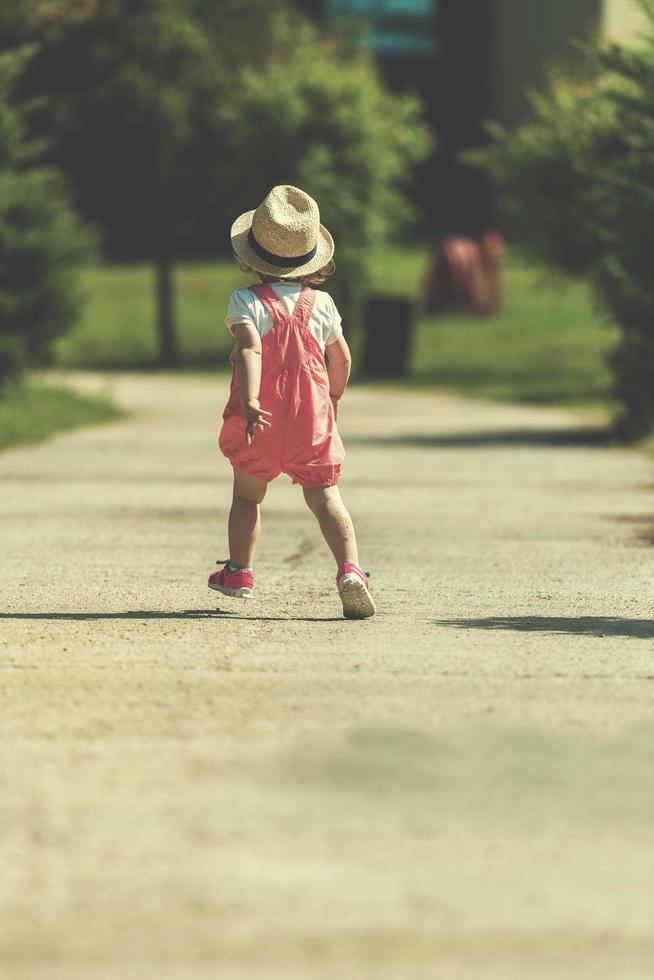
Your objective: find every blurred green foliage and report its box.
[1,0,223,256]
[0,379,120,450]
[2,0,431,323]
[219,15,432,319]
[476,0,654,439]
[0,46,92,387]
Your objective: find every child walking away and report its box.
[209,185,375,620]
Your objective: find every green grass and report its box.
[0,382,122,452]
[371,245,618,406]
[54,245,618,408]
[55,261,245,369]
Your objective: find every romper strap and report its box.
[250,283,316,333]
[249,283,291,325]
[291,286,316,331]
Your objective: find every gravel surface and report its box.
[1,373,653,980]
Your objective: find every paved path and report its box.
[1,374,653,980]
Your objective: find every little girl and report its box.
[208,184,375,620]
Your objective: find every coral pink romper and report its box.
[219,283,344,488]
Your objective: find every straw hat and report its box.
[230,185,334,279]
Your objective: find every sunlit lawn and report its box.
[0,382,121,451]
[54,245,618,408]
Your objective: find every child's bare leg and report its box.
[303,485,358,567]
[228,468,267,567]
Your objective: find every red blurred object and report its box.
[425,231,505,316]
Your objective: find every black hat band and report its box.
[248,229,318,268]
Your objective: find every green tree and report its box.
[1,0,225,364]
[0,0,286,258]
[0,47,91,387]
[218,14,432,321]
[478,0,654,439]
[2,1,431,349]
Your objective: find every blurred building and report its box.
[293,0,649,236]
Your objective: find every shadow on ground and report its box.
[438,616,654,639]
[0,610,343,623]
[348,427,612,450]
[605,513,654,547]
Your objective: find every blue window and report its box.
[326,0,439,57]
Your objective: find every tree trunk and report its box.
[152,24,178,366]
[154,255,176,366]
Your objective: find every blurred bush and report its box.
[1,0,431,323]
[1,0,221,257]
[217,14,431,320]
[476,0,654,440]
[0,46,91,387]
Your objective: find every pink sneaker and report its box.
[336,562,375,620]
[208,560,254,599]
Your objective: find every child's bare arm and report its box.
[325,336,352,420]
[232,321,271,444]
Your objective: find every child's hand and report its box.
[330,395,340,421]
[243,399,272,444]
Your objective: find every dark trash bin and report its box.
[360,295,413,379]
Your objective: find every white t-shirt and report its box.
[225,283,343,352]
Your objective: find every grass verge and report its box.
[54,245,618,409]
[368,246,617,407]
[0,382,122,452]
